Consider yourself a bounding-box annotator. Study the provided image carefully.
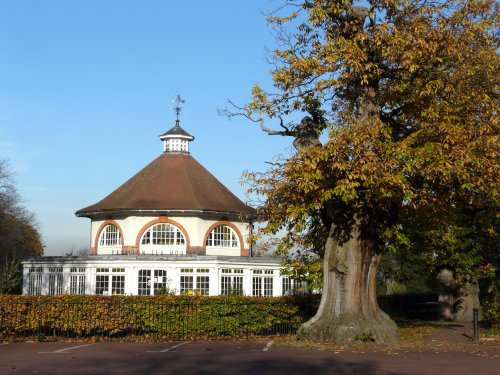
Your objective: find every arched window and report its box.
[206,225,239,248]
[99,224,122,246]
[141,223,185,246]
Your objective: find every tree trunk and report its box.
[454,278,481,322]
[437,269,455,321]
[297,223,399,345]
[385,278,396,295]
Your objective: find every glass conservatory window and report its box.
[206,225,239,248]
[220,269,244,295]
[141,223,185,246]
[180,268,210,295]
[99,224,122,246]
[252,269,274,297]
[70,268,86,295]
[95,268,125,295]
[48,267,64,295]
[138,269,169,295]
[282,277,297,296]
[28,267,43,295]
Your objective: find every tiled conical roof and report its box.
[75,153,255,219]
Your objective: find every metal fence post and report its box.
[473,308,479,340]
[37,299,42,341]
[245,304,248,338]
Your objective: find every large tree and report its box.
[228,0,498,344]
[0,160,44,293]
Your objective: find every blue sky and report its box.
[0,0,294,255]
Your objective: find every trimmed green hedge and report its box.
[0,295,317,340]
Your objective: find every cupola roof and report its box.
[160,121,194,139]
[159,95,194,153]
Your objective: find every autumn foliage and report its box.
[235,0,498,343]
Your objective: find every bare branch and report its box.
[220,100,295,138]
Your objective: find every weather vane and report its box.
[173,95,186,122]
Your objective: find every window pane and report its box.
[111,275,125,295]
[48,272,64,295]
[196,276,210,296]
[282,277,292,296]
[206,225,238,248]
[95,275,109,295]
[221,275,243,295]
[252,277,262,296]
[264,277,273,296]
[28,273,42,295]
[141,223,185,246]
[99,224,122,246]
[180,276,193,294]
[153,270,168,294]
[138,269,151,296]
[70,274,86,295]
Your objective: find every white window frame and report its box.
[69,267,86,295]
[28,267,43,295]
[179,268,210,295]
[282,277,296,296]
[220,269,244,295]
[206,225,239,248]
[48,267,64,295]
[252,269,274,297]
[95,268,125,295]
[138,269,169,295]
[99,224,122,247]
[140,223,186,254]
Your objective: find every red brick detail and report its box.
[135,217,190,250]
[202,221,245,255]
[90,246,97,255]
[94,220,124,255]
[188,246,205,255]
[240,248,250,257]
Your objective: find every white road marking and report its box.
[262,340,274,351]
[250,340,274,352]
[39,344,93,354]
[146,341,190,353]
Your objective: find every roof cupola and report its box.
[159,95,194,153]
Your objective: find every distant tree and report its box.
[421,205,498,321]
[377,250,436,295]
[0,256,22,294]
[65,247,90,257]
[226,0,498,344]
[0,160,44,293]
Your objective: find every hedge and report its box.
[0,295,317,341]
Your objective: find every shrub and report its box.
[0,295,316,341]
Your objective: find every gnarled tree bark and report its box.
[298,221,399,344]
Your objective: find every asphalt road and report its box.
[0,340,498,375]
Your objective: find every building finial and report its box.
[173,94,185,124]
[160,96,194,154]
